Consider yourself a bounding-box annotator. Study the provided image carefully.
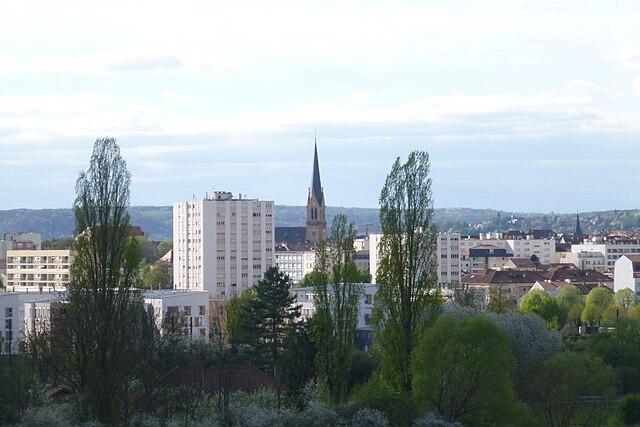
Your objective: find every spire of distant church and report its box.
[575,212,582,235]
[310,135,324,206]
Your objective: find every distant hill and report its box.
[1,205,640,241]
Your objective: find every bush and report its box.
[350,379,415,426]
[411,315,520,426]
[351,407,390,427]
[17,405,74,427]
[609,394,640,426]
[412,412,463,426]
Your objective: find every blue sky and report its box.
[1,0,640,212]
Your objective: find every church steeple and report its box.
[310,139,324,206]
[575,212,582,235]
[306,136,326,244]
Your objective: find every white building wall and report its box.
[173,192,274,299]
[613,256,640,294]
[572,242,640,269]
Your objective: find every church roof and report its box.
[310,141,325,206]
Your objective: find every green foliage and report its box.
[64,137,145,424]
[141,262,172,289]
[374,151,442,393]
[311,214,362,404]
[615,288,638,311]
[225,288,257,346]
[244,267,301,386]
[279,321,316,408]
[520,290,565,329]
[587,318,640,393]
[525,351,615,427]
[581,287,614,323]
[555,286,585,325]
[609,394,640,426]
[487,287,516,313]
[299,270,326,287]
[350,377,415,427]
[411,315,520,426]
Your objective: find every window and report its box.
[199,305,206,316]
[184,306,192,316]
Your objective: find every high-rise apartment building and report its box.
[173,191,274,299]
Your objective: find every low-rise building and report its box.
[558,251,607,272]
[461,269,547,306]
[5,249,72,288]
[0,288,210,354]
[468,245,512,274]
[292,283,376,351]
[274,243,315,284]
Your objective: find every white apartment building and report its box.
[367,232,461,286]
[5,249,72,288]
[1,233,42,287]
[572,237,640,269]
[274,243,315,284]
[173,191,275,299]
[143,290,210,338]
[0,288,210,354]
[437,232,461,286]
[293,283,376,350]
[558,250,607,272]
[459,232,555,272]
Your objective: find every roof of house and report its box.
[175,364,276,393]
[507,258,539,269]
[533,280,613,295]
[462,269,546,285]
[276,242,315,252]
[542,264,612,283]
[274,226,307,245]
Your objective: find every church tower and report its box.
[306,139,326,244]
[575,212,582,235]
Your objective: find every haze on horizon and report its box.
[1,0,639,213]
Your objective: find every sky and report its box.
[1,0,640,213]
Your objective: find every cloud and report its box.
[634,76,640,96]
[107,55,182,71]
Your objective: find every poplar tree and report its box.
[312,214,362,403]
[64,137,143,423]
[374,150,442,393]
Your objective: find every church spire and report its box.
[310,135,324,206]
[575,212,582,235]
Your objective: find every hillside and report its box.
[1,206,640,241]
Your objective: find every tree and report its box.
[615,288,638,312]
[587,318,640,393]
[142,263,172,289]
[312,214,362,404]
[487,286,515,313]
[374,151,442,393]
[581,287,614,324]
[278,320,316,409]
[555,286,584,325]
[411,315,520,425]
[246,267,300,405]
[609,394,640,426]
[64,137,144,424]
[526,352,615,426]
[225,288,257,347]
[520,290,565,329]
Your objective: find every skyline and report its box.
[1,0,640,212]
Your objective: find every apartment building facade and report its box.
[274,243,315,283]
[459,232,555,272]
[572,237,640,269]
[173,191,274,299]
[5,249,72,288]
[0,288,209,354]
